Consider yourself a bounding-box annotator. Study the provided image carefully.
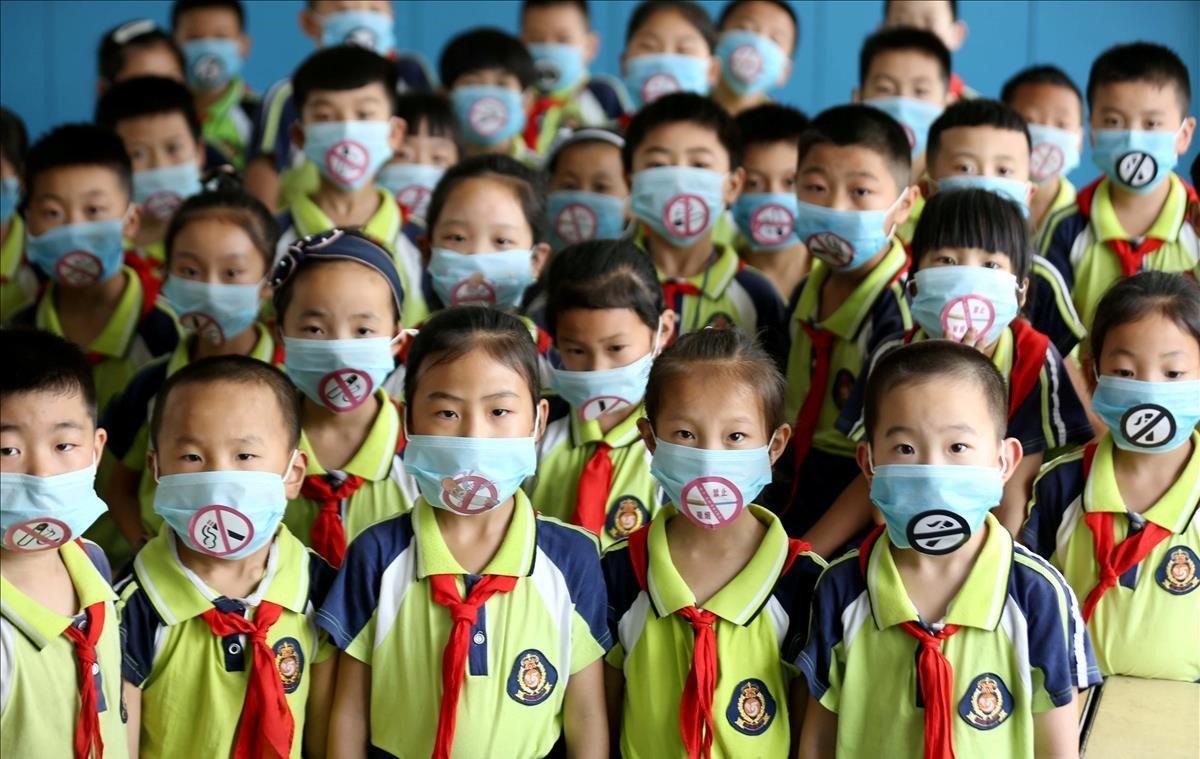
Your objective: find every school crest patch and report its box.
[507,649,558,705]
[273,637,305,694]
[726,678,776,735]
[1156,545,1200,595]
[606,496,649,540]
[959,673,1012,730]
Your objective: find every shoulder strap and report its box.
[1007,318,1051,420]
[123,251,162,321]
[627,525,651,592]
[782,538,814,575]
[857,525,887,578]
[1081,441,1099,479]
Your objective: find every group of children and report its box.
[1,0,1198,757]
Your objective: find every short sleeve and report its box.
[538,522,610,673]
[1041,343,1093,451]
[796,560,860,712]
[1019,455,1085,559]
[116,581,163,687]
[1027,257,1086,357]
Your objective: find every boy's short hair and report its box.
[1,328,99,425]
[717,0,798,42]
[439,28,537,92]
[292,45,399,115]
[521,0,589,20]
[926,99,1031,167]
[622,92,742,172]
[1087,41,1191,112]
[910,188,1031,280]
[864,340,1007,442]
[735,103,809,151]
[797,104,912,193]
[626,1,716,51]
[395,93,462,153]
[858,26,951,90]
[1000,64,1084,113]
[95,76,203,142]
[883,0,958,20]
[171,0,246,31]
[1090,271,1200,363]
[23,124,133,204]
[0,106,29,175]
[98,20,185,87]
[150,355,302,449]
[425,153,549,244]
[545,238,664,335]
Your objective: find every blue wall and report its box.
[2,0,1198,183]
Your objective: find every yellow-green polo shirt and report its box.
[785,238,911,458]
[798,514,1100,757]
[527,404,661,551]
[897,191,926,245]
[0,215,37,324]
[603,505,825,758]
[202,78,256,171]
[315,491,610,758]
[1022,433,1200,681]
[1,540,127,759]
[285,388,418,550]
[118,525,335,759]
[1034,177,1077,241]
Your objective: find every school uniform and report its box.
[798,516,1100,758]
[275,188,430,327]
[0,214,38,323]
[1038,174,1200,335]
[1022,433,1200,681]
[525,76,630,156]
[527,402,662,552]
[1,539,127,759]
[199,78,262,171]
[603,506,825,758]
[118,526,335,759]
[285,388,418,568]
[315,491,609,758]
[1034,177,1077,241]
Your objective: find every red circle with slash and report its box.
[55,251,104,286]
[325,140,370,186]
[187,505,255,557]
[318,369,374,412]
[940,295,996,341]
[4,517,72,552]
[680,476,744,528]
[441,474,501,514]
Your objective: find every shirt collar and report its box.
[412,489,538,579]
[37,266,143,358]
[570,402,646,448]
[1084,431,1200,533]
[1051,177,1077,215]
[1,214,25,278]
[204,78,247,121]
[166,323,275,377]
[794,238,908,340]
[299,388,398,480]
[866,513,1011,631]
[0,540,118,649]
[648,241,742,301]
[292,187,401,248]
[1091,174,1187,243]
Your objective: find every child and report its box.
[782,104,916,539]
[1023,271,1200,682]
[520,0,629,155]
[621,0,718,110]
[95,76,207,269]
[102,182,280,556]
[798,340,1098,758]
[623,92,785,347]
[881,0,974,98]
[529,239,676,549]
[1039,42,1198,338]
[273,229,416,568]
[545,128,629,251]
[731,103,810,299]
[378,92,462,246]
[1001,65,1086,236]
[172,0,262,170]
[276,44,428,328]
[7,124,179,413]
[0,105,35,323]
[440,27,540,166]
[97,19,187,93]
[713,0,798,116]
[604,326,824,758]
[117,355,335,757]
[318,306,609,758]
[0,329,128,759]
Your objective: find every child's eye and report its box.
[893,443,915,455]
[983,261,1003,270]
[86,205,107,217]
[181,453,202,462]
[782,176,797,190]
[673,429,696,440]
[852,187,873,198]
[728,432,746,442]
[494,237,515,248]
[491,408,512,417]
[435,409,459,419]
[953,163,976,175]
[1113,368,1136,378]
[689,161,711,170]
[949,443,970,454]
[802,183,826,193]
[0,446,19,457]
[223,268,242,279]
[180,266,200,278]
[55,443,77,452]
[356,327,375,336]
[302,325,324,335]
[646,161,668,169]
[607,344,628,353]
[1165,370,1186,379]
[442,233,467,243]
[236,453,257,461]
[934,255,957,265]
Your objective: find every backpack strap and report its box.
[1007,318,1051,420]
[626,525,651,592]
[857,525,887,578]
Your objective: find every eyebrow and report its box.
[884,423,978,435]
[298,308,328,318]
[53,421,84,431]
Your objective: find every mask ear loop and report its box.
[866,445,877,475]
[281,449,301,482]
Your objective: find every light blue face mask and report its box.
[0,176,17,226]
[549,324,660,421]
[26,217,126,287]
[910,266,1021,346]
[868,451,1006,555]
[322,10,395,55]
[162,276,261,345]
[623,54,711,109]
[865,96,943,157]
[715,30,786,97]
[1091,126,1182,194]
[732,192,800,252]
[0,461,106,552]
[182,38,242,92]
[547,190,627,249]
[1027,124,1081,182]
[134,162,203,221]
[793,194,902,272]
[529,43,587,96]
[283,336,395,413]
[377,163,444,220]
[1092,376,1200,453]
[630,166,725,246]
[650,437,774,529]
[403,410,540,516]
[451,86,527,148]
[428,247,534,309]
[935,175,1031,217]
[153,460,294,560]
[304,121,394,191]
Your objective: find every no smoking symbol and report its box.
[906,510,971,555]
[188,505,255,557]
[555,203,598,244]
[144,190,185,220]
[663,194,710,239]
[180,312,225,344]
[750,204,794,247]
[806,231,854,268]
[4,517,71,552]
[397,185,432,218]
[441,474,500,514]
[1116,151,1158,189]
[325,140,369,186]
[641,72,680,104]
[580,395,632,421]
[680,476,744,528]
[193,54,225,87]
[729,45,763,83]
[468,97,508,138]
[536,59,562,90]
[319,369,374,412]
[1120,404,1176,449]
[56,251,104,287]
[345,27,378,49]
[940,295,995,341]
[450,276,497,306]
[1030,142,1065,182]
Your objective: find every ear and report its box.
[657,309,678,350]
[298,9,323,45]
[290,121,306,151]
[282,448,310,498]
[583,31,600,64]
[535,397,550,440]
[889,185,919,228]
[777,60,792,88]
[917,175,936,199]
[530,242,551,279]
[93,426,108,460]
[122,204,142,240]
[723,166,747,207]
[706,55,720,87]
[1176,116,1196,155]
[1023,181,1035,208]
[388,116,407,153]
[855,441,874,483]
[1017,277,1030,308]
[391,325,411,358]
[238,33,251,60]
[998,437,1023,484]
[636,417,656,452]
[767,423,792,466]
[949,20,968,51]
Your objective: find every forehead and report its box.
[304,82,391,108]
[868,49,943,81]
[414,345,533,399]
[31,165,126,198]
[315,0,392,14]
[556,141,622,170]
[886,0,954,23]
[1092,80,1184,117]
[1101,312,1200,357]
[654,364,768,423]
[723,1,794,34]
[800,142,894,177]
[115,111,194,139]
[0,388,93,427]
[1009,81,1080,111]
[292,258,393,303]
[522,2,587,28]
[633,8,704,40]
[873,375,999,435]
[744,139,799,168]
[160,379,287,439]
[938,125,1029,154]
[637,121,727,155]
[442,175,525,214]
